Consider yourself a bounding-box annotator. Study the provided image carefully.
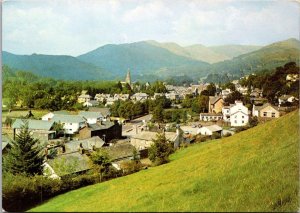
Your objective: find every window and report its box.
[272,113,276,118]
[242,120,244,123]
[235,120,237,123]
[235,115,237,118]
[69,123,72,125]
[263,112,267,117]
[242,116,244,118]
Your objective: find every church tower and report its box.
[125,69,131,85]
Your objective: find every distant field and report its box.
[2,109,49,123]
[30,110,299,212]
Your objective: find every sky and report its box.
[3,0,300,56]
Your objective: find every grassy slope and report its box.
[30,110,299,212]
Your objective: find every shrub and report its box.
[211,132,221,139]
[120,160,143,175]
[223,132,232,137]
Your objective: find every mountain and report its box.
[206,38,300,79]
[77,41,210,78]
[145,40,261,63]
[30,110,299,212]
[2,51,111,80]
[209,44,262,59]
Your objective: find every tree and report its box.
[206,83,216,96]
[152,105,164,123]
[224,91,243,104]
[90,149,111,182]
[149,133,174,166]
[3,124,44,176]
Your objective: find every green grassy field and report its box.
[30,110,299,212]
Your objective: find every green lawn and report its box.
[30,110,299,212]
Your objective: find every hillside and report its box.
[77,41,209,77]
[30,110,299,212]
[2,51,111,80]
[207,38,300,78]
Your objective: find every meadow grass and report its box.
[30,110,299,212]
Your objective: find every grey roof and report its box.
[64,136,105,153]
[102,142,135,161]
[78,94,92,98]
[48,152,92,176]
[12,119,54,130]
[79,111,103,119]
[88,121,115,131]
[131,131,178,142]
[88,107,111,116]
[52,114,86,123]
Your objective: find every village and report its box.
[2,69,298,180]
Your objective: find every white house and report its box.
[229,101,249,126]
[131,93,149,102]
[83,100,99,107]
[78,111,103,124]
[52,114,86,135]
[197,125,222,136]
[199,113,223,121]
[278,95,297,106]
[221,89,232,99]
[222,106,231,122]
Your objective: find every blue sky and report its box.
[3,0,299,56]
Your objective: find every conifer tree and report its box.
[4,123,44,176]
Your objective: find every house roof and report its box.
[131,131,178,142]
[279,95,294,100]
[200,113,223,116]
[88,107,111,116]
[88,121,115,131]
[64,136,105,153]
[12,119,54,130]
[47,152,92,176]
[102,142,135,161]
[52,115,86,123]
[79,111,103,119]
[201,125,222,132]
[78,94,92,98]
[254,103,279,112]
[209,96,223,105]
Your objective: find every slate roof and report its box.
[131,131,178,142]
[88,121,115,131]
[253,103,279,112]
[102,142,135,161]
[64,136,105,153]
[47,152,92,176]
[12,119,54,130]
[88,107,111,116]
[52,114,86,123]
[79,111,103,119]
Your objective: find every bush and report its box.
[223,132,232,137]
[211,132,221,139]
[235,126,249,133]
[120,160,143,175]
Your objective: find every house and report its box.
[12,119,56,141]
[42,110,71,121]
[88,107,111,121]
[208,96,224,113]
[2,134,12,155]
[222,106,231,122]
[79,121,122,143]
[52,114,86,135]
[105,97,117,106]
[250,88,263,98]
[131,93,149,102]
[114,94,130,101]
[197,125,222,136]
[79,111,104,124]
[152,93,165,100]
[229,101,249,126]
[236,86,248,95]
[165,92,180,101]
[286,74,299,82]
[94,93,111,102]
[199,113,223,121]
[46,152,93,177]
[250,97,268,105]
[83,100,99,107]
[221,89,232,99]
[130,131,180,152]
[102,142,137,170]
[278,95,297,106]
[78,93,92,103]
[252,103,280,118]
[64,136,105,153]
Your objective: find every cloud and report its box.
[2,0,299,55]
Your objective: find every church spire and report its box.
[125,68,131,85]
